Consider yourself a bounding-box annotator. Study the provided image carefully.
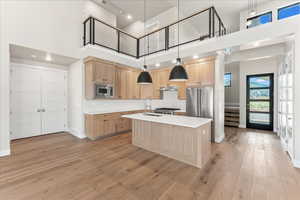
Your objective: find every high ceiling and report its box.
[93,0,273,31]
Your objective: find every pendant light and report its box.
[169,0,188,82]
[137,0,152,84]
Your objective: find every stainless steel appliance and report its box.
[186,86,213,118]
[154,108,180,115]
[95,84,114,98]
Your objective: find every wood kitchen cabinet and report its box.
[115,67,128,99]
[128,71,140,99]
[85,110,145,140]
[159,68,170,88]
[94,62,115,84]
[84,57,116,100]
[140,84,153,99]
[150,70,161,99]
[85,57,115,84]
[185,58,214,86]
[85,56,215,100]
[115,66,141,99]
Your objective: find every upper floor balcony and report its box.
[83,6,226,59]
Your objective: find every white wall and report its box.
[240,0,299,30]
[225,62,240,106]
[294,26,300,166]
[68,61,85,139]
[83,0,116,26]
[0,1,10,156]
[122,7,201,55]
[84,0,118,50]
[0,0,117,155]
[214,52,225,143]
[239,57,279,131]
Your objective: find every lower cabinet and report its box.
[85,110,143,140]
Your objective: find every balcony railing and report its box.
[83,6,226,59]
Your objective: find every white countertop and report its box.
[122,113,212,128]
[84,109,186,115]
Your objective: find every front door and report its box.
[246,73,274,130]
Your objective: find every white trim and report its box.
[10,62,68,72]
[0,149,10,157]
[215,134,225,143]
[239,124,246,128]
[293,159,300,168]
[67,128,86,139]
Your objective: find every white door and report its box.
[10,64,67,140]
[41,70,67,134]
[10,66,42,139]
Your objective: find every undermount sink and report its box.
[143,112,163,117]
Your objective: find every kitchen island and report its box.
[122,113,212,168]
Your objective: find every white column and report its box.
[214,51,225,143]
[0,1,11,157]
[293,30,300,168]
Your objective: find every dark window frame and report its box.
[246,73,274,131]
[246,11,273,29]
[224,72,232,88]
[277,2,300,20]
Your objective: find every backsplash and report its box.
[83,91,186,113]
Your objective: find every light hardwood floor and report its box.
[0,128,299,200]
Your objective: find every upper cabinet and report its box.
[115,65,141,99]
[84,56,215,100]
[85,57,115,84]
[94,62,115,85]
[185,58,215,87]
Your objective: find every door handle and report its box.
[38,108,46,112]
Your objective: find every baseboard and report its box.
[239,124,246,128]
[67,128,86,139]
[0,149,10,157]
[293,159,300,168]
[215,134,225,143]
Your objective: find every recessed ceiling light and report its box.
[31,54,37,58]
[155,63,160,67]
[45,53,52,62]
[193,55,199,59]
[127,14,132,20]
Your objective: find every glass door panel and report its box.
[247,73,274,130]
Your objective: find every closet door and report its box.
[10,66,42,139]
[41,70,67,134]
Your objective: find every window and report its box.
[224,73,232,87]
[278,3,300,20]
[247,12,272,28]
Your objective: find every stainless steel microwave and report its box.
[95,84,114,98]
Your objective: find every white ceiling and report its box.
[93,0,273,31]
[10,45,78,66]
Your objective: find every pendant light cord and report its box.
[177,0,180,59]
[144,0,149,69]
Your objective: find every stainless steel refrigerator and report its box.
[186,86,214,118]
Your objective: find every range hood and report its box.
[159,86,178,99]
[159,86,178,92]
